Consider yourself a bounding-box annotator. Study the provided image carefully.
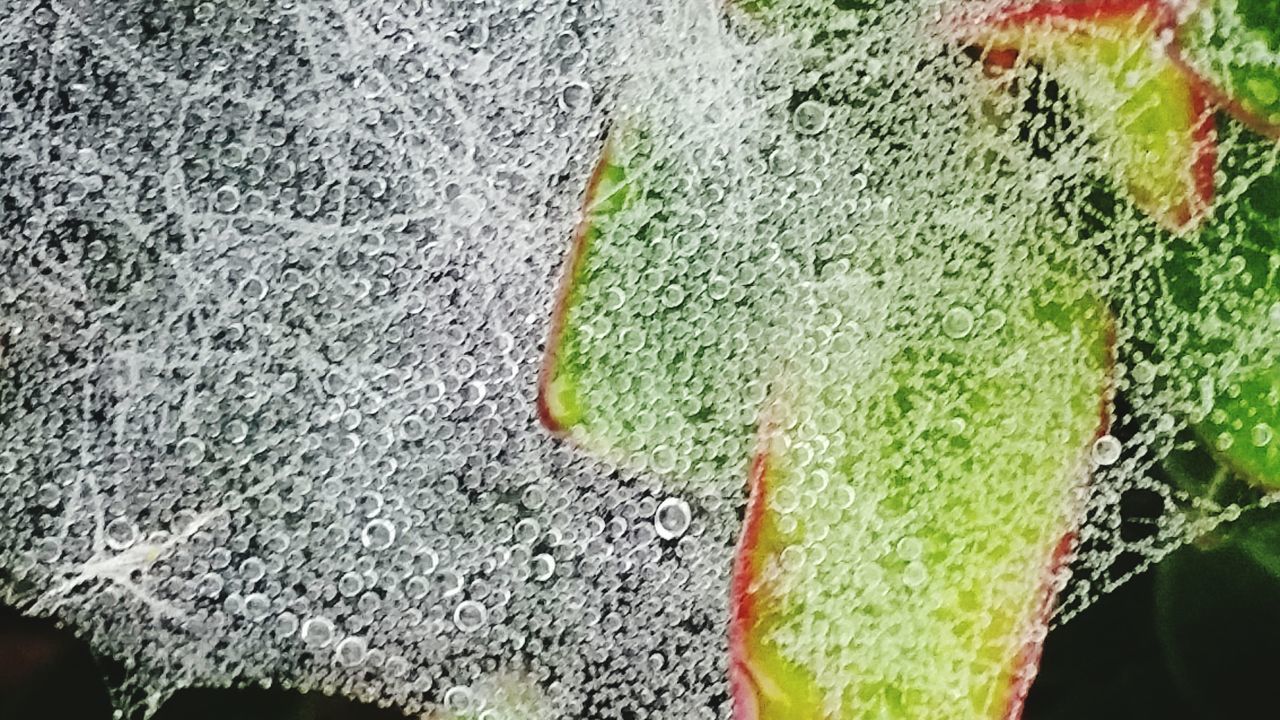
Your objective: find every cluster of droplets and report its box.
[2,0,1280,718]
[535,0,1280,715]
[0,1,748,718]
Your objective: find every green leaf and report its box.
[540,130,781,482]
[1178,0,1280,138]
[1145,135,1280,492]
[960,1,1216,231]
[1155,535,1280,718]
[733,269,1110,719]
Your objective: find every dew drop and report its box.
[104,517,138,550]
[223,419,249,444]
[244,593,271,620]
[453,600,488,632]
[1252,423,1273,448]
[335,636,368,666]
[1091,435,1123,466]
[940,306,974,339]
[559,82,592,114]
[792,100,830,135]
[299,614,335,648]
[300,616,335,647]
[176,437,206,467]
[361,519,396,550]
[531,554,555,581]
[654,497,691,540]
[902,561,928,588]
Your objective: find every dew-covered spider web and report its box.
[2,0,1279,718]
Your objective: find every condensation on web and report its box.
[0,0,1276,719]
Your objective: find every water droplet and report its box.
[1252,423,1273,448]
[769,147,798,177]
[1091,435,1123,466]
[531,554,555,581]
[444,686,473,713]
[514,518,540,544]
[1131,360,1157,385]
[553,30,581,56]
[1216,432,1234,451]
[104,517,138,550]
[213,185,240,213]
[176,437,206,467]
[275,612,299,638]
[300,616,334,647]
[439,569,464,597]
[36,482,60,507]
[244,593,271,620]
[356,490,384,518]
[239,556,266,583]
[361,519,396,550]
[453,600,488,631]
[196,572,224,598]
[335,636,368,666]
[982,308,1007,332]
[400,414,428,441]
[654,497,691,540]
[339,571,365,597]
[941,306,974,339]
[604,288,626,311]
[238,276,268,302]
[896,536,922,561]
[559,82,592,114]
[792,100,829,135]
[415,547,439,574]
[903,561,928,588]
[405,576,431,600]
[223,419,249,444]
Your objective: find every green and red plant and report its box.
[539,0,1280,718]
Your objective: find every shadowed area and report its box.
[152,687,411,720]
[0,602,410,720]
[0,603,111,719]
